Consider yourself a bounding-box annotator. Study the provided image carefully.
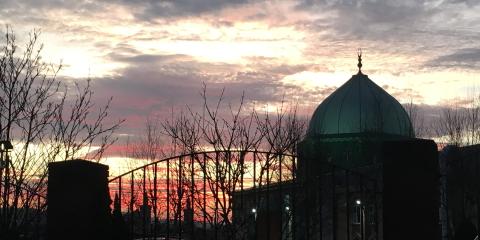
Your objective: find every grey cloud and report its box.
[425,48,480,69]
[89,52,309,133]
[435,48,480,63]
[296,0,479,53]
[0,0,92,9]
[108,52,194,64]
[292,0,480,75]
[298,0,436,40]
[108,0,252,20]
[0,0,275,27]
[107,51,242,75]
[445,0,480,6]
[0,0,253,24]
[0,0,104,19]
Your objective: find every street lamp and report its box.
[355,199,365,240]
[0,140,13,222]
[251,208,258,240]
[0,140,13,169]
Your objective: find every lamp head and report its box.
[0,140,13,151]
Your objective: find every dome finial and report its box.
[357,48,363,73]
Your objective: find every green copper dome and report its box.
[307,72,414,138]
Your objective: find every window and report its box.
[352,205,362,224]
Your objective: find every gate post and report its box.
[47,160,112,240]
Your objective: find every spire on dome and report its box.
[357,48,363,73]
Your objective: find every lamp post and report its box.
[284,205,292,240]
[0,140,13,225]
[252,208,257,240]
[356,199,365,240]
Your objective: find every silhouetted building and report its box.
[233,55,439,240]
[123,192,152,238]
[440,145,480,240]
[112,193,129,240]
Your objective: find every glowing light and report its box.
[129,21,306,64]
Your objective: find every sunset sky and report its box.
[1,0,479,173]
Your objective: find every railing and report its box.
[108,150,380,240]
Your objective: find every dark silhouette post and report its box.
[112,193,129,240]
[184,199,194,240]
[0,140,13,229]
[47,160,112,240]
[382,139,439,240]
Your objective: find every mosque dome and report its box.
[307,57,414,138]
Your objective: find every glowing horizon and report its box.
[1,0,479,170]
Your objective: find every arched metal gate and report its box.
[108,150,380,240]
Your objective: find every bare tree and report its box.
[405,100,428,138]
[0,27,122,237]
[154,85,305,238]
[435,106,467,146]
[255,99,306,184]
[464,95,480,146]
[121,82,306,238]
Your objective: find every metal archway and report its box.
[108,150,380,240]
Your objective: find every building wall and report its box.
[232,138,439,240]
[440,145,480,240]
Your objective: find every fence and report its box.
[108,150,380,240]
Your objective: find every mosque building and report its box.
[233,53,439,240]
